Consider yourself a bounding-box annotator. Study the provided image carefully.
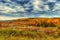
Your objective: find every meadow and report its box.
[0,18,60,40]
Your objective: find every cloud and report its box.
[33,0,50,11]
[0,6,16,13]
[47,0,57,2]
[0,0,26,14]
[0,0,60,20]
[0,16,19,20]
[0,4,25,13]
[53,3,60,11]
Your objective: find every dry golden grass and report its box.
[0,18,60,40]
[0,26,59,40]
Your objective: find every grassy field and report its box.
[0,18,60,40]
[0,27,59,40]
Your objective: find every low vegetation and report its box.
[0,18,60,40]
[0,26,59,40]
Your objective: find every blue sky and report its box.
[0,0,60,20]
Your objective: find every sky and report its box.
[0,0,60,20]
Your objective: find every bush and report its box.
[40,22,56,27]
[41,22,49,27]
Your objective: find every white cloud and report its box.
[33,0,43,11]
[33,0,50,11]
[0,5,16,13]
[53,3,60,11]
[0,16,20,20]
[0,0,60,20]
[0,5,25,13]
[47,0,57,2]
[0,2,25,13]
[15,6,25,12]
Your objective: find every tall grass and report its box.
[0,28,59,40]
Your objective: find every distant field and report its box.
[0,18,60,28]
[0,18,60,40]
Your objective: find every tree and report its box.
[41,22,49,27]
